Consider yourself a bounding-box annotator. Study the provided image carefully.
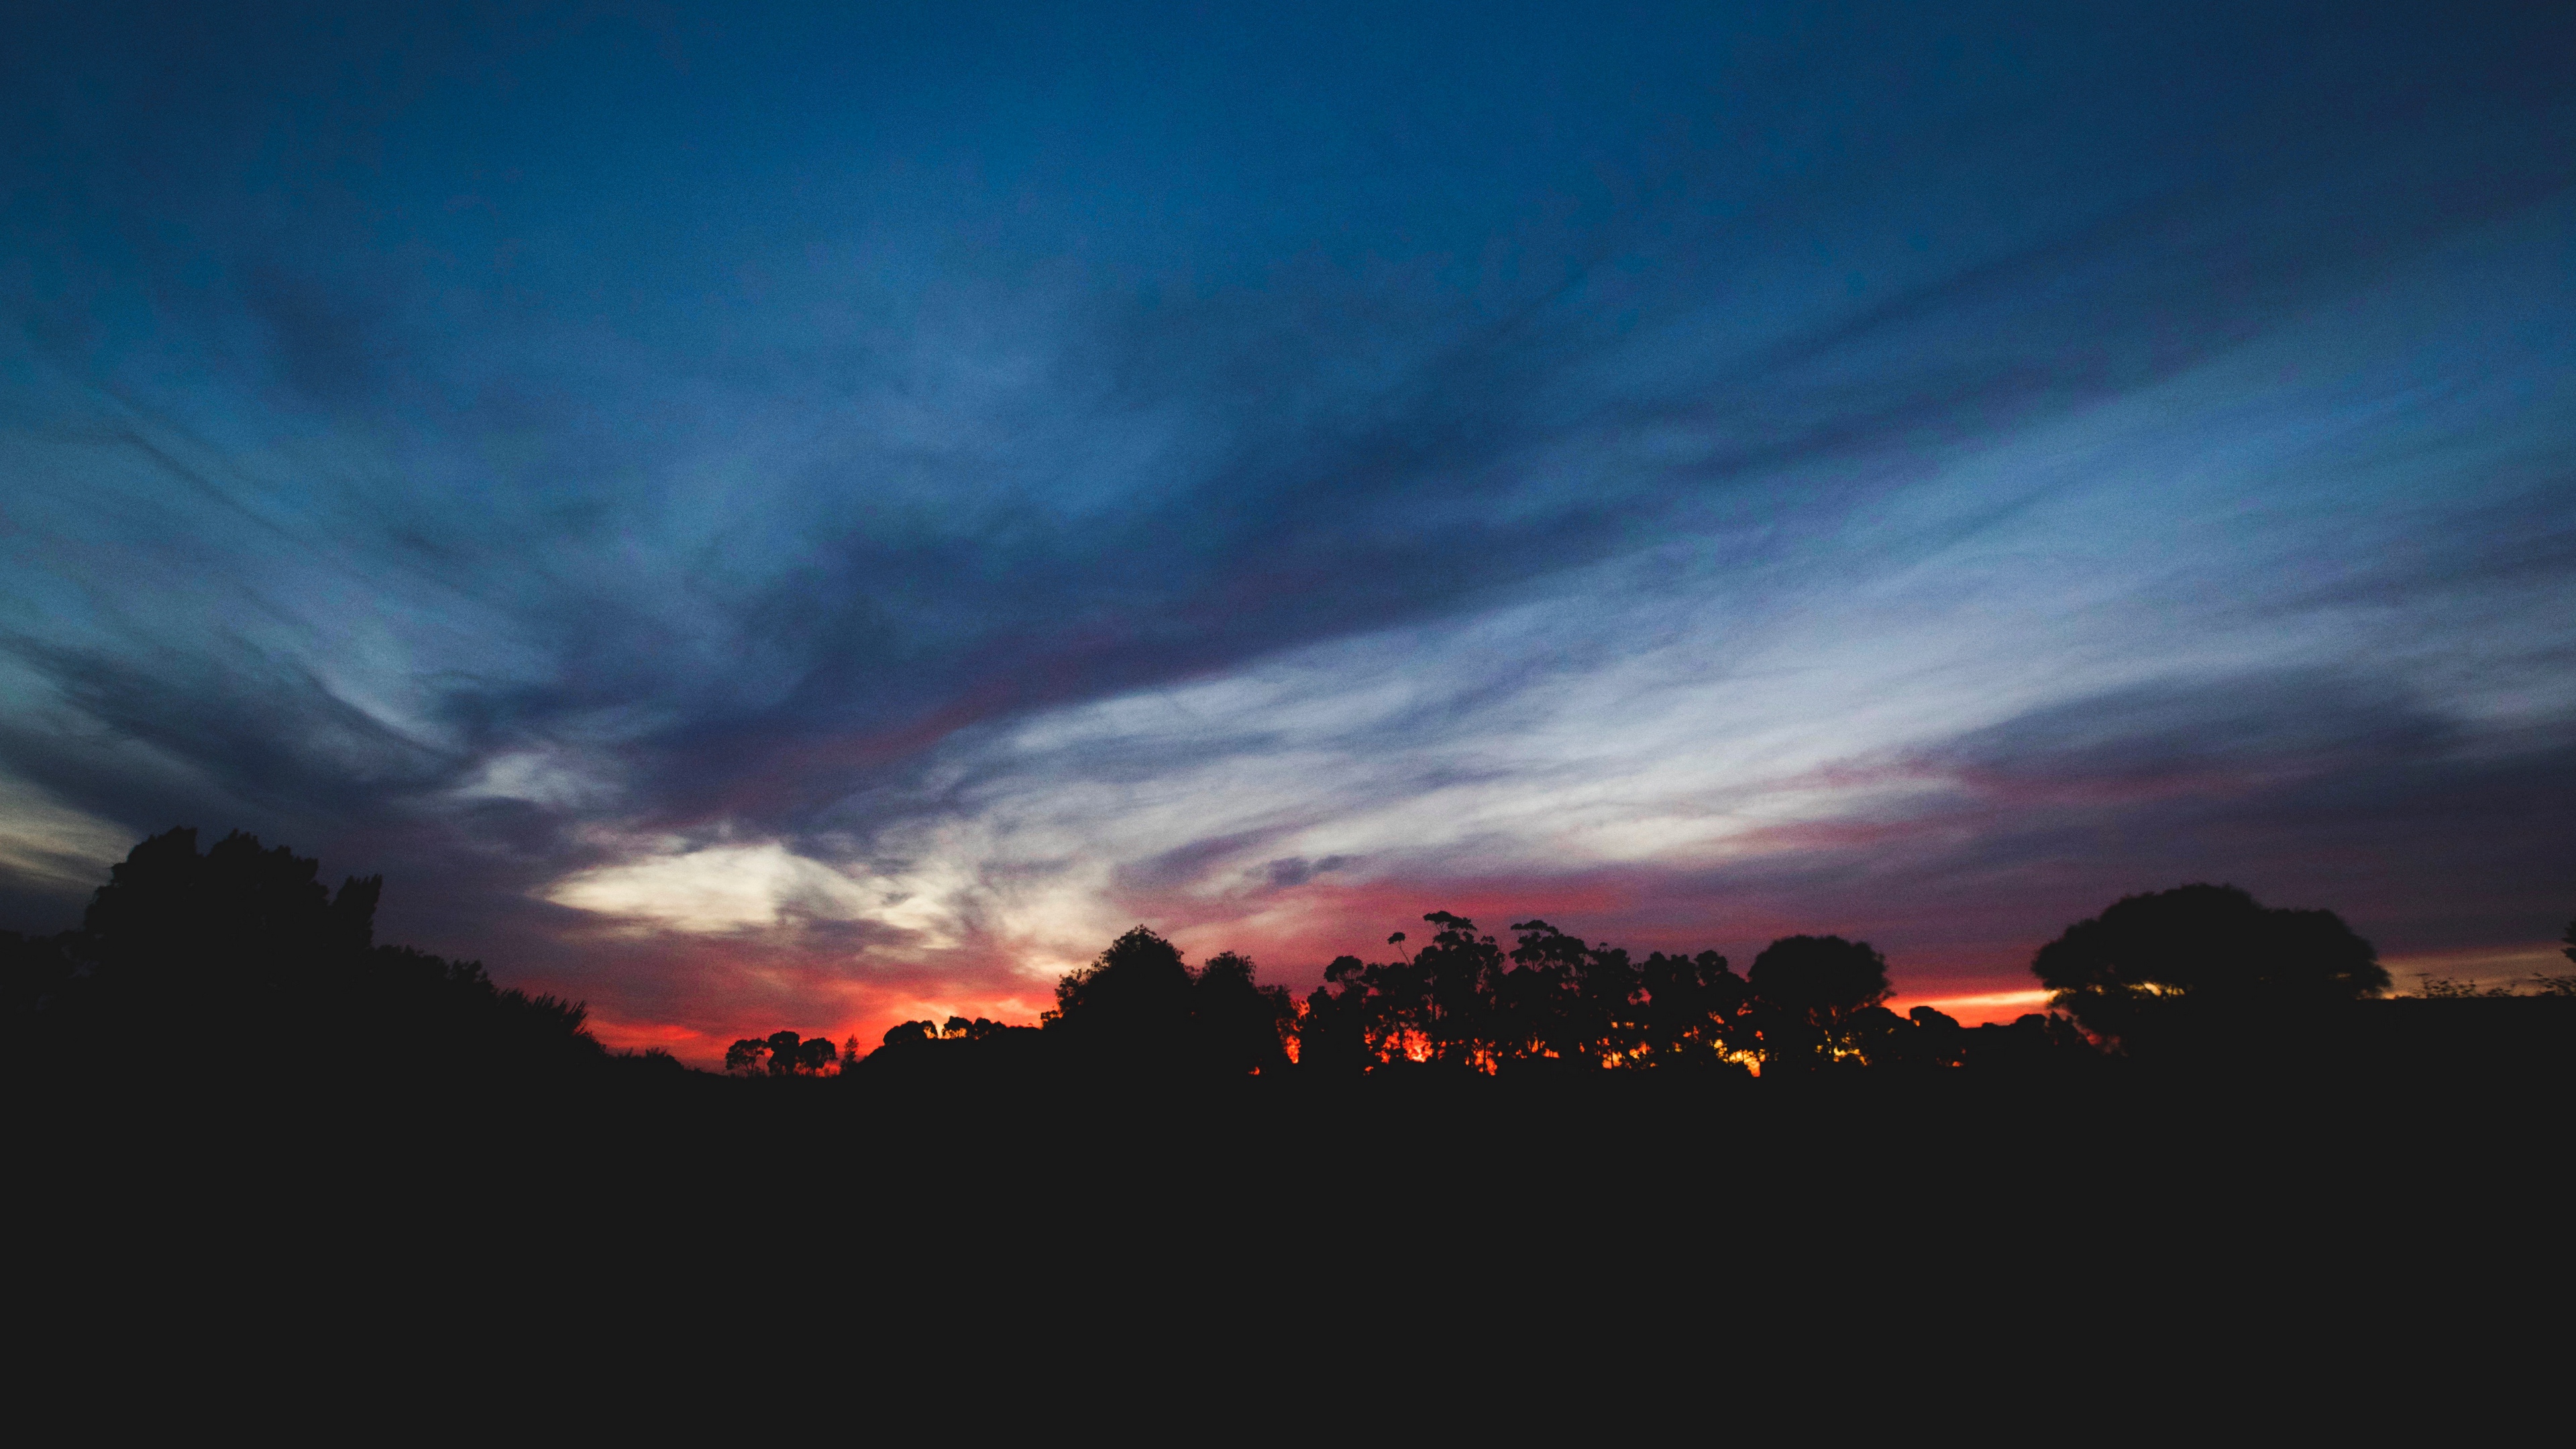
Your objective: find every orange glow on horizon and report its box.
[1887,988,2054,1026]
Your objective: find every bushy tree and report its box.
[75,826,378,1018]
[1044,926,1293,1075]
[1743,935,1893,1069]
[1048,925,1198,1057]
[2032,883,2386,1056]
[9,827,601,1078]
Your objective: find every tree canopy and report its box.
[1042,926,1295,1075]
[727,1030,839,1077]
[2032,883,2387,1056]
[1743,934,1894,1068]
[1298,914,1759,1074]
[5,826,606,1079]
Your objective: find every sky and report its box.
[3,1,2571,1061]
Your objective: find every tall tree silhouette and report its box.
[1499,919,1623,1067]
[2032,883,2387,1057]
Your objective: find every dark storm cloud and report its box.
[3,2,2571,1047]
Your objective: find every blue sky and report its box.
[4,1,2571,1053]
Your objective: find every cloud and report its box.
[0,775,134,912]
[545,840,883,936]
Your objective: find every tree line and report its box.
[7,827,2569,1086]
[862,914,2086,1080]
[856,885,2576,1080]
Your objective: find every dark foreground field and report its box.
[26,1017,2566,1278]
[17,1030,2569,1432]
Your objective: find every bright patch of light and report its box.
[547,840,878,934]
[456,749,618,810]
[0,777,136,894]
[1898,989,2054,1022]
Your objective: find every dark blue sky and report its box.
[5,1,2571,1053]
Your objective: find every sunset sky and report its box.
[4,1,2571,1061]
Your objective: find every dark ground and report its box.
[17,1040,2567,1424]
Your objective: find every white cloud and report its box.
[455,749,619,810]
[0,775,136,897]
[546,839,879,935]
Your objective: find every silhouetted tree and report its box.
[1299,959,1379,1075]
[1049,926,1196,1055]
[1296,913,1505,1069]
[795,1034,837,1073]
[2032,883,2387,1057]
[1297,913,1750,1073]
[725,1031,838,1076]
[1744,935,1893,1069]
[1499,919,1640,1069]
[1042,926,1293,1076]
[8,827,602,1079]
[1634,949,1748,1067]
[1190,951,1295,1075]
[1405,911,1507,1068]
[70,827,376,1020]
